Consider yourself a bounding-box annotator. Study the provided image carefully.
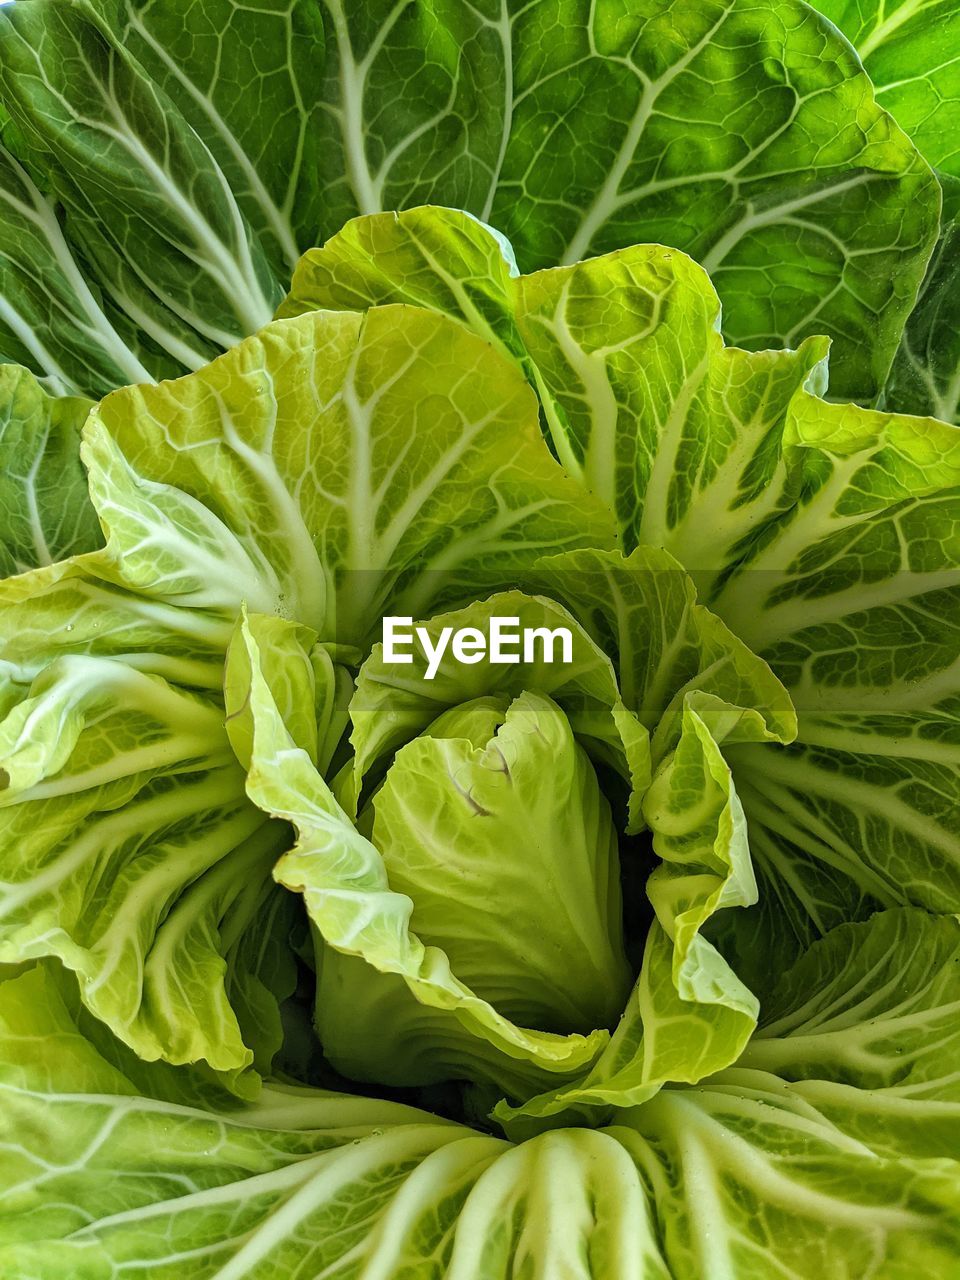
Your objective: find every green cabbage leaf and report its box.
[0,0,940,401]
[2,908,958,1277]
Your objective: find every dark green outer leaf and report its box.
[82,0,327,279]
[316,0,939,401]
[815,0,960,179]
[0,0,942,403]
[0,2,281,396]
[884,174,960,423]
[0,363,101,575]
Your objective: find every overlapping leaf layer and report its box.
[0,3,959,1277]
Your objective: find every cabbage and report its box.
[0,4,958,1277]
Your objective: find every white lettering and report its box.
[381,617,575,678]
[489,615,521,663]
[523,626,573,665]
[451,627,486,665]
[420,626,454,680]
[383,616,414,663]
